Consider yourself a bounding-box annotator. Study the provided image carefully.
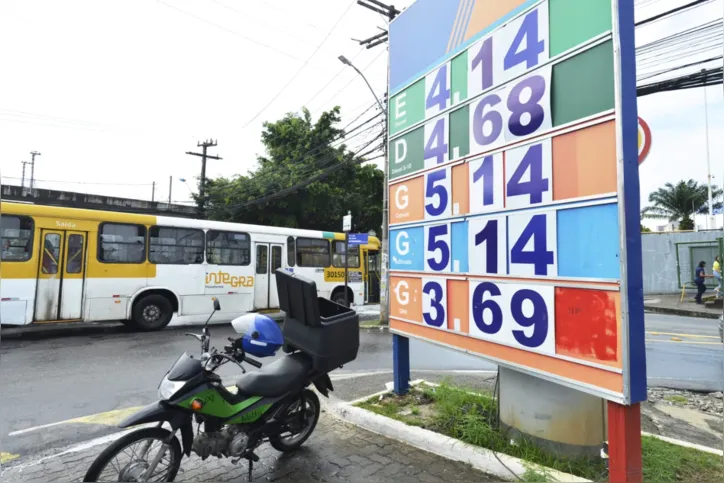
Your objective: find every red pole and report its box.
[607,401,643,483]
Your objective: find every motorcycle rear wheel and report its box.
[269,389,320,452]
[83,427,182,482]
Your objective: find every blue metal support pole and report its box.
[393,334,410,395]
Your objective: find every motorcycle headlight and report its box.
[158,377,187,400]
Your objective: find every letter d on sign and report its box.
[395,185,409,209]
[395,139,408,164]
[396,231,410,256]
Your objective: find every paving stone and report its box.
[0,417,494,482]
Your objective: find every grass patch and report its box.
[642,436,723,483]
[359,319,381,328]
[357,382,723,482]
[664,395,689,405]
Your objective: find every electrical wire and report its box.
[154,0,304,62]
[241,0,356,128]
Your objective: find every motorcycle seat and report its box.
[235,352,313,397]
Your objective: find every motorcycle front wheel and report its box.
[83,427,182,482]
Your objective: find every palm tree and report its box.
[641,180,722,230]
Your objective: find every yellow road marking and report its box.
[645,338,723,346]
[69,406,144,426]
[0,452,20,464]
[647,331,720,340]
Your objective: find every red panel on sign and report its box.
[555,288,621,367]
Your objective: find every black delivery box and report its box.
[274,268,360,373]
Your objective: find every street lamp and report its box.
[338,54,389,324]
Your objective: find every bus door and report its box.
[34,230,87,322]
[254,243,283,310]
[367,250,380,304]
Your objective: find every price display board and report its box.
[387,0,645,404]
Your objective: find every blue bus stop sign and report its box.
[348,233,369,246]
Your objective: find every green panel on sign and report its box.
[389,126,424,180]
[389,79,424,136]
[552,40,614,127]
[451,50,468,106]
[449,104,470,160]
[549,0,612,57]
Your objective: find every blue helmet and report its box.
[230,313,283,358]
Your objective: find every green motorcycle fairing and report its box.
[171,384,279,424]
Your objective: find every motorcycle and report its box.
[83,269,359,482]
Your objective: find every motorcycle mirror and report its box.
[213,299,221,311]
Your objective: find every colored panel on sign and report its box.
[463,0,531,42]
[452,163,470,216]
[552,41,614,127]
[390,277,423,322]
[391,318,622,393]
[451,221,469,273]
[390,127,424,180]
[549,0,612,57]
[447,279,469,332]
[390,227,424,271]
[552,121,617,201]
[449,105,470,160]
[555,288,620,367]
[390,178,424,224]
[451,50,468,105]
[390,80,425,136]
[557,203,620,279]
[388,0,465,93]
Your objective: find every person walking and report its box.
[694,261,712,304]
[713,256,722,297]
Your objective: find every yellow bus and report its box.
[0,202,380,331]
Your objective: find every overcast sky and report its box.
[0,0,722,229]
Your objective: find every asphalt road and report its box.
[1,312,722,460]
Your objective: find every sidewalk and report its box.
[644,294,723,319]
[0,414,493,483]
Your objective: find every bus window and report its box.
[149,226,204,264]
[0,215,33,262]
[296,238,330,267]
[99,223,147,264]
[206,230,250,265]
[286,236,295,267]
[66,234,84,274]
[41,233,61,274]
[332,241,360,268]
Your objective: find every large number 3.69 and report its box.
[471,283,549,349]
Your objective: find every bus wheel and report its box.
[332,291,349,307]
[132,294,173,331]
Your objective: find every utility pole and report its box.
[29,151,41,190]
[151,181,156,202]
[703,69,714,229]
[352,0,399,324]
[21,161,30,188]
[169,175,173,204]
[186,139,222,215]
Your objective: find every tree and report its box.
[641,180,722,230]
[201,107,383,234]
[640,224,651,233]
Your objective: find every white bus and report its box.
[0,202,380,330]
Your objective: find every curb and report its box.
[644,305,721,320]
[324,399,589,482]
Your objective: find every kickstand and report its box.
[247,459,253,481]
[245,451,260,482]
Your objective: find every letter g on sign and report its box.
[396,231,410,256]
[394,280,410,306]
